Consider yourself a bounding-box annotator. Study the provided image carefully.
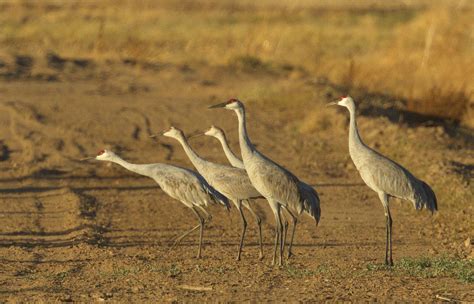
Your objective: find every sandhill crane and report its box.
[191,127,265,251]
[328,96,438,266]
[209,99,321,266]
[195,125,310,258]
[81,149,229,258]
[156,127,264,261]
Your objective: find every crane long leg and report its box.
[236,200,248,261]
[388,208,393,266]
[282,210,289,257]
[242,199,264,260]
[277,206,284,266]
[379,193,393,266]
[384,212,393,266]
[284,208,298,259]
[269,200,282,266]
[191,207,205,259]
[170,224,200,249]
[196,205,212,222]
[170,207,205,249]
[385,214,390,265]
[272,224,279,265]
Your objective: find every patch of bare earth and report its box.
[0,61,472,302]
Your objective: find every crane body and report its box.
[209,99,321,265]
[85,149,229,258]
[328,96,437,265]
[161,127,264,260]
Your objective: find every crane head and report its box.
[327,95,354,108]
[187,125,224,140]
[79,149,113,161]
[204,125,224,138]
[208,98,242,110]
[162,126,184,139]
[95,149,116,161]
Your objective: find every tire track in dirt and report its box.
[0,190,89,293]
[74,190,111,247]
[0,189,110,248]
[0,189,99,296]
[32,198,45,237]
[12,251,46,287]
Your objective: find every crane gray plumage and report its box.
[88,149,229,258]
[162,126,265,261]
[298,181,322,222]
[205,125,320,219]
[328,96,437,266]
[209,99,321,266]
[204,125,321,256]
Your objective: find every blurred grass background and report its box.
[0,0,472,126]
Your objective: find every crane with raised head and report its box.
[194,125,313,259]
[209,99,321,266]
[198,125,245,169]
[81,149,229,259]
[155,127,264,261]
[327,96,438,266]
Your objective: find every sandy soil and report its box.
[0,60,472,302]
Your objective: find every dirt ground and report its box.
[0,60,472,302]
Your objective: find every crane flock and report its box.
[83,96,437,266]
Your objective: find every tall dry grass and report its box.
[0,0,472,125]
[339,7,473,124]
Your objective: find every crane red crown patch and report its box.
[97,149,105,156]
[340,95,347,100]
[227,98,238,104]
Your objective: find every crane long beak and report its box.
[187,133,204,140]
[326,101,338,107]
[208,102,227,109]
[150,131,166,138]
[79,156,95,161]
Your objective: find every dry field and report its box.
[0,0,473,302]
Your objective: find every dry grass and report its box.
[0,0,472,125]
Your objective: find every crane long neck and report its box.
[216,133,244,168]
[109,155,153,177]
[176,135,206,171]
[235,107,254,159]
[348,105,366,155]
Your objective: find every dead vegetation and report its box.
[0,0,472,126]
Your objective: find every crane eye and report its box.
[97,149,105,156]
